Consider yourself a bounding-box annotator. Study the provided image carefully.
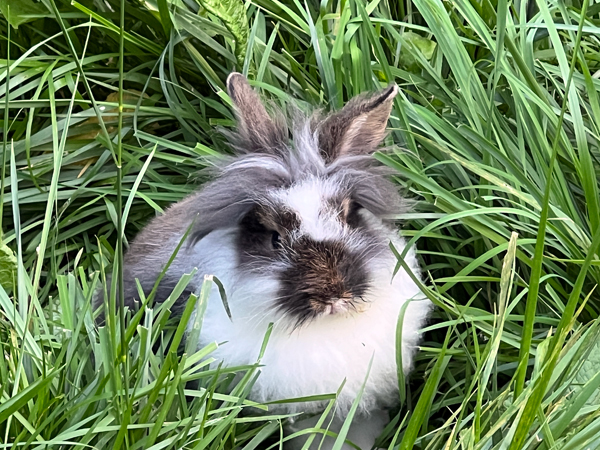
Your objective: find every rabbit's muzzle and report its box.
[276,237,371,324]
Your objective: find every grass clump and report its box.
[1,0,600,448]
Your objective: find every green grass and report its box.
[1,0,600,447]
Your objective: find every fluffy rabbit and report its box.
[98,73,432,449]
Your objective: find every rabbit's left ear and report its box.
[227,72,286,153]
[318,84,398,163]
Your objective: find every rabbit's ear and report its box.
[318,84,398,163]
[227,72,285,153]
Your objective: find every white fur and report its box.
[290,121,325,174]
[225,154,290,178]
[178,213,430,449]
[274,176,346,242]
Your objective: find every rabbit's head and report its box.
[189,74,408,328]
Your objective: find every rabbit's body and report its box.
[202,233,422,417]
[103,74,431,449]
[135,202,425,415]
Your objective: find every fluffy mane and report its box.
[190,103,408,244]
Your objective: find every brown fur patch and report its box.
[276,238,370,325]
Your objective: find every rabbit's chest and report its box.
[201,294,403,415]
[192,237,427,415]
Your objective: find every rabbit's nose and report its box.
[322,293,370,315]
[323,299,349,315]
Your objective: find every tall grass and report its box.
[1,0,600,448]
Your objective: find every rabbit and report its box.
[96,73,432,449]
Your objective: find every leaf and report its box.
[573,340,600,405]
[212,275,232,321]
[197,0,249,69]
[397,328,450,450]
[157,0,173,37]
[0,241,17,292]
[0,0,46,29]
[400,31,437,72]
[405,31,437,59]
[0,368,60,424]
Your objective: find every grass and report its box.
[1,0,600,447]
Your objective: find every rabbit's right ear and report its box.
[227,73,286,153]
[317,84,398,163]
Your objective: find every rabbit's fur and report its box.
[98,73,432,449]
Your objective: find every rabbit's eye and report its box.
[271,231,282,249]
[346,201,364,228]
[349,201,362,212]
